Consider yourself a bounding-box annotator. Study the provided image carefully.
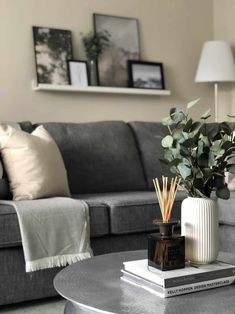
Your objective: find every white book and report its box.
[121,270,235,298]
[123,259,235,288]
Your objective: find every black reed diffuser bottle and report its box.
[148,177,185,271]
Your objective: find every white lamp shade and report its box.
[195,41,235,82]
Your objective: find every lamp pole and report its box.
[195,41,235,123]
[214,82,218,122]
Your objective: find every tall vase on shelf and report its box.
[81,30,110,86]
[160,98,235,264]
[88,59,98,86]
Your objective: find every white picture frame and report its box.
[68,60,89,87]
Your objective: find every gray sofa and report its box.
[0,120,233,305]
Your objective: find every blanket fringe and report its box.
[26,251,92,272]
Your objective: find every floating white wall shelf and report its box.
[32,81,171,96]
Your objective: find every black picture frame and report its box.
[67,60,89,87]
[128,60,165,90]
[33,26,73,85]
[94,13,140,87]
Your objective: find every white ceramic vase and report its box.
[181,197,219,264]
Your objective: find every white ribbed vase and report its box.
[181,197,219,264]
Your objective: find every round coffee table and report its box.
[54,250,235,314]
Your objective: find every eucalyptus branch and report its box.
[167,125,172,135]
[160,100,234,199]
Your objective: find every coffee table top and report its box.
[54,250,235,314]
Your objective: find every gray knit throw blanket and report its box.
[0,197,93,272]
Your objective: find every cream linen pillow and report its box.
[0,124,70,200]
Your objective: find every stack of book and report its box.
[121,259,235,298]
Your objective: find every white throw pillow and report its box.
[0,124,70,200]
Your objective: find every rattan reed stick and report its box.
[153,176,180,223]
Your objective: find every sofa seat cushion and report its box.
[218,191,235,226]
[0,201,109,248]
[72,195,110,238]
[75,191,187,235]
[40,121,147,194]
[0,204,21,248]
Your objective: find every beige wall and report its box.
[213,0,235,121]
[0,0,213,123]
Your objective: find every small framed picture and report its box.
[128,60,165,89]
[67,60,89,87]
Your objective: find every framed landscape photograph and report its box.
[33,26,73,85]
[67,60,89,87]
[128,61,165,89]
[94,14,140,87]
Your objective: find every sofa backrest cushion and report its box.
[40,121,147,194]
[19,121,35,133]
[129,121,172,190]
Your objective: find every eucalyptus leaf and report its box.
[220,122,231,135]
[197,153,208,167]
[211,145,221,153]
[170,166,178,174]
[190,121,201,132]
[180,145,189,156]
[218,149,225,156]
[222,134,229,142]
[201,115,211,120]
[161,135,173,148]
[171,148,181,159]
[183,119,193,132]
[164,150,173,162]
[186,98,200,110]
[172,128,183,140]
[216,186,230,200]
[197,141,204,156]
[213,132,222,141]
[208,151,215,167]
[214,176,225,189]
[200,108,211,119]
[170,108,185,123]
[169,158,182,167]
[182,131,190,140]
[159,158,169,165]
[162,116,173,126]
[181,138,194,147]
[177,163,191,179]
[201,136,210,147]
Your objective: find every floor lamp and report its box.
[195,41,235,122]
